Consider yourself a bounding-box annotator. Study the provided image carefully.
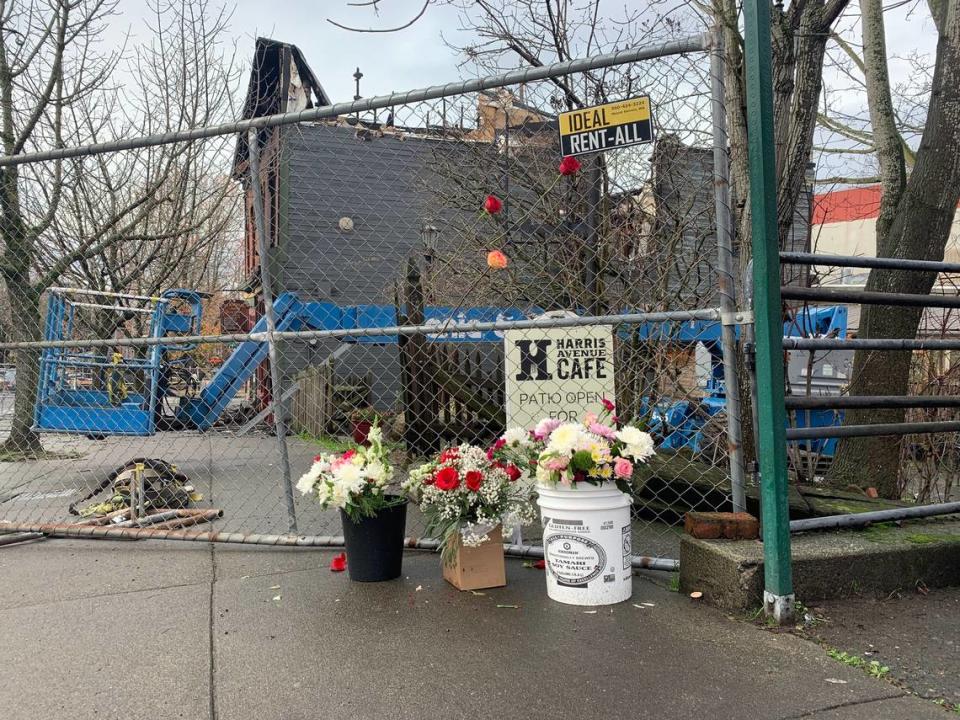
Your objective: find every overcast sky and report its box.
[104,0,939,185]
[105,0,938,105]
[112,1,479,103]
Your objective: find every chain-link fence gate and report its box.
[0,30,747,567]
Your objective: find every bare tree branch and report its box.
[327,0,429,33]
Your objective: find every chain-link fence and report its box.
[0,31,747,563]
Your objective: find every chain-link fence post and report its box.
[709,26,748,513]
[248,129,298,534]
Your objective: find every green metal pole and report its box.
[743,0,795,622]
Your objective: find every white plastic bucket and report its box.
[537,482,632,606]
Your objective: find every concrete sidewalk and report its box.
[0,539,950,720]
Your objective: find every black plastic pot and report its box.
[340,497,408,582]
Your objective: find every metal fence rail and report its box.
[779,251,960,530]
[0,31,746,568]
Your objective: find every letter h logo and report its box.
[514,339,552,380]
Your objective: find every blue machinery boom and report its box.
[34,288,847,452]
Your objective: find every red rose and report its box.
[330,553,347,572]
[342,449,356,461]
[601,398,615,412]
[434,466,460,491]
[483,194,503,214]
[314,455,323,462]
[534,559,546,570]
[505,464,522,482]
[558,155,581,176]
[465,470,483,492]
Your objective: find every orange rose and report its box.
[487,250,508,270]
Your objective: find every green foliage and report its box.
[826,650,889,679]
[341,493,407,524]
[828,649,865,668]
[570,450,594,472]
[296,431,355,453]
[668,573,680,592]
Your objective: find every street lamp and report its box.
[420,222,439,303]
[421,222,439,264]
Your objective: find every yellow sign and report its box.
[558,96,653,157]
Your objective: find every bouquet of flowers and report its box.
[403,444,536,560]
[295,423,401,522]
[490,400,656,491]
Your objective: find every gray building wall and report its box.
[645,137,810,308]
[272,123,495,412]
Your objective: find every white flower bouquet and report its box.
[296,424,401,522]
[489,400,655,491]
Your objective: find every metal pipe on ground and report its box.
[786,420,960,440]
[785,395,960,410]
[0,532,44,547]
[404,538,678,571]
[789,502,960,533]
[0,524,680,570]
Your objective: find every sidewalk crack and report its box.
[783,692,908,719]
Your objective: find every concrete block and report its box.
[680,519,960,611]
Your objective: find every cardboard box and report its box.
[442,525,507,591]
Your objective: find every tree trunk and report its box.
[829,2,960,496]
[2,280,43,454]
[0,166,44,454]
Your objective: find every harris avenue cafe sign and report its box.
[557,96,654,157]
[504,324,616,429]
